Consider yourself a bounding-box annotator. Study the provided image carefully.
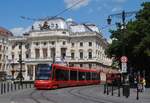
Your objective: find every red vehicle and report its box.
[106,73,121,85]
[34,64,100,89]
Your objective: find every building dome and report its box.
[0,26,13,37]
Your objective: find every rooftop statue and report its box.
[39,21,50,30]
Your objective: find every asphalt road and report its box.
[0,85,150,103]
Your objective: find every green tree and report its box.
[106,2,150,84]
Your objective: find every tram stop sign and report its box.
[122,63,127,73]
[121,56,128,63]
[121,56,128,73]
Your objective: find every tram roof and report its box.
[52,64,99,72]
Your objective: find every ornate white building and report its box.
[0,27,13,80]
[7,17,112,80]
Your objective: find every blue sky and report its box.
[0,0,149,40]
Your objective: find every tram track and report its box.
[30,90,41,103]
[30,89,58,103]
[68,86,108,103]
[78,86,121,103]
[8,85,120,103]
[67,85,120,103]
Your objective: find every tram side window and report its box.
[92,72,97,80]
[79,72,86,80]
[52,68,55,80]
[55,69,69,81]
[86,72,91,80]
[70,71,77,80]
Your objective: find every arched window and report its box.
[71,50,75,60]
[35,48,40,58]
[43,48,48,58]
[79,49,83,59]
[89,64,92,69]
[80,64,83,67]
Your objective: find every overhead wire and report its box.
[21,0,85,21]
[54,0,85,18]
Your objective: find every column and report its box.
[47,45,50,58]
[40,48,43,59]
[66,40,71,61]
[30,43,35,59]
[55,41,61,59]
[33,65,36,80]
[24,64,28,80]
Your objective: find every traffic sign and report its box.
[121,56,128,63]
[121,62,127,73]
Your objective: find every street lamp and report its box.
[52,47,55,64]
[107,10,137,73]
[11,62,15,80]
[107,10,137,97]
[18,42,23,86]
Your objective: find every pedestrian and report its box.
[142,78,146,92]
[134,77,137,88]
[139,77,143,92]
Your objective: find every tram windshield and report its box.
[36,64,52,80]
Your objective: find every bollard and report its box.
[112,83,114,96]
[1,83,3,94]
[118,84,120,97]
[11,83,13,91]
[18,84,20,90]
[136,71,140,100]
[137,83,139,100]
[7,82,9,92]
[25,83,27,88]
[4,83,6,94]
[14,83,16,90]
[21,84,23,89]
[30,83,31,88]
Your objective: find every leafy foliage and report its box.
[106,2,150,74]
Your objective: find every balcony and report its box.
[24,58,53,63]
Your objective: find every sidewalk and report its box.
[101,86,150,103]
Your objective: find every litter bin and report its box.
[122,83,130,98]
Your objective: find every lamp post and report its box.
[107,10,137,97]
[136,71,140,100]
[11,62,15,80]
[52,47,55,64]
[107,10,137,73]
[18,42,23,86]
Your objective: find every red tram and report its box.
[34,64,100,89]
[106,73,121,85]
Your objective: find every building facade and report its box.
[0,27,13,80]
[7,18,112,80]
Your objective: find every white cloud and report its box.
[10,26,30,36]
[64,0,90,10]
[112,7,122,12]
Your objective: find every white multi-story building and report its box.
[7,17,112,80]
[0,27,13,80]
